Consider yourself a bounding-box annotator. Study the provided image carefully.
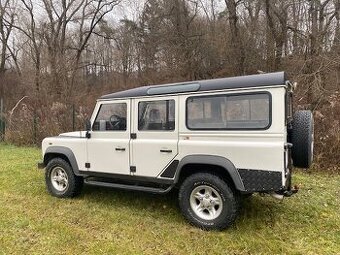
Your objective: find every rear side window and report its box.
[186,93,271,130]
[92,103,127,131]
[138,100,175,131]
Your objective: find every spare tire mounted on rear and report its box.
[290,110,314,168]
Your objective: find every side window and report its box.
[138,100,175,131]
[92,103,127,131]
[187,93,270,130]
[225,94,270,128]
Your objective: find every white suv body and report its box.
[40,72,313,230]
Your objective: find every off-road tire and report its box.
[291,110,314,168]
[178,173,239,230]
[45,158,83,198]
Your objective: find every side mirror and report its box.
[85,119,91,138]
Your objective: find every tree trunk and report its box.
[225,0,245,75]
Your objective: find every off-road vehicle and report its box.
[39,72,314,230]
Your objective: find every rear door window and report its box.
[138,100,175,131]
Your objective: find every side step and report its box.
[84,179,173,194]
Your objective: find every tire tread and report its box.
[291,110,314,168]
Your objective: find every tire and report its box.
[291,110,314,168]
[178,173,239,230]
[241,193,253,199]
[45,158,83,198]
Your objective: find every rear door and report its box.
[130,96,178,177]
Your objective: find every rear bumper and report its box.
[37,162,45,169]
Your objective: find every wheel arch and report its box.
[174,155,245,192]
[44,146,80,175]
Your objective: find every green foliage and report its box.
[0,144,339,254]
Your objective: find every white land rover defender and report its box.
[39,72,314,230]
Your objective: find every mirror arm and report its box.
[86,131,91,139]
[85,119,92,139]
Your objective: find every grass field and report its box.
[0,144,339,255]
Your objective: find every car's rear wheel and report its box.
[178,172,239,230]
[45,158,83,198]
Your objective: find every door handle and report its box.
[115,147,126,151]
[160,149,172,153]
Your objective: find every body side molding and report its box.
[173,155,245,191]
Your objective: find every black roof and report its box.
[100,71,288,100]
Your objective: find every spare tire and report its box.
[291,110,314,168]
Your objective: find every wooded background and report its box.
[0,0,339,171]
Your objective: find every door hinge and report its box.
[85,163,91,168]
[131,133,137,139]
[130,166,136,173]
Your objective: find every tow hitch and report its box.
[283,185,299,197]
[270,185,299,200]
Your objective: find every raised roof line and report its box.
[100,71,287,100]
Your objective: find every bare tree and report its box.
[0,0,13,74]
[0,0,15,97]
[264,0,290,71]
[15,0,44,95]
[225,0,245,75]
[36,0,120,100]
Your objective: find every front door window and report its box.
[92,103,127,131]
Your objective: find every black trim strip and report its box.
[84,179,173,194]
[173,155,245,191]
[78,171,174,185]
[160,160,179,178]
[44,146,81,175]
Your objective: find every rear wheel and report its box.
[45,158,83,198]
[178,173,239,230]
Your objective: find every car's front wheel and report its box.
[45,158,83,198]
[178,172,239,230]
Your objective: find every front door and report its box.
[87,100,130,175]
[131,96,178,177]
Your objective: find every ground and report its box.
[0,144,339,255]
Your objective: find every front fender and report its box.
[44,146,80,175]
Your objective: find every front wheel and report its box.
[45,158,83,198]
[178,173,239,230]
